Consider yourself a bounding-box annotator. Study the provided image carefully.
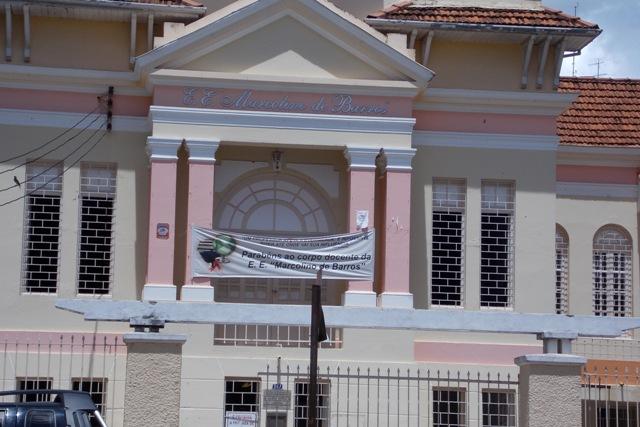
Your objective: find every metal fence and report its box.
[582,367,640,427]
[254,362,519,427]
[0,333,126,425]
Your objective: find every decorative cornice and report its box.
[344,146,379,171]
[414,88,578,116]
[149,106,416,135]
[146,136,182,161]
[185,138,220,163]
[558,145,640,167]
[384,148,416,172]
[556,182,638,200]
[413,131,558,151]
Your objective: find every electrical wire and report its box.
[0,104,104,164]
[0,125,109,207]
[0,122,107,193]
[0,113,104,176]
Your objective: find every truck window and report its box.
[25,410,56,427]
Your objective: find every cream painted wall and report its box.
[411,145,557,311]
[0,124,149,332]
[423,40,559,92]
[556,196,640,318]
[180,16,390,80]
[0,15,148,71]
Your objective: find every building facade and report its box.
[0,0,639,425]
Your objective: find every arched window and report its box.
[555,225,569,314]
[593,226,633,317]
[215,171,333,234]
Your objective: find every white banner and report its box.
[192,227,374,280]
[225,412,256,427]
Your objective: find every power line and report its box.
[0,104,104,164]
[0,122,107,193]
[0,113,104,176]
[0,125,109,208]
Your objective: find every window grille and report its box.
[482,389,516,427]
[480,181,515,308]
[294,380,330,427]
[431,178,466,307]
[433,387,466,427]
[77,164,116,295]
[16,377,53,402]
[21,162,63,294]
[555,226,569,314]
[593,226,632,317]
[224,378,260,426]
[72,378,107,417]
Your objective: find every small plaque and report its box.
[157,223,170,239]
[263,389,291,411]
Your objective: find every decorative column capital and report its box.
[146,136,182,161]
[383,148,416,172]
[344,146,380,171]
[186,138,220,164]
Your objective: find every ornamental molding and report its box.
[147,136,182,161]
[185,138,220,163]
[556,182,638,200]
[0,108,150,132]
[384,148,416,172]
[149,106,416,135]
[344,147,379,170]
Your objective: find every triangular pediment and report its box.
[136,0,434,87]
[179,16,390,80]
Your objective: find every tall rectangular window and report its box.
[431,178,466,307]
[21,163,63,294]
[77,164,116,295]
[433,387,466,427]
[480,181,515,308]
[224,378,260,426]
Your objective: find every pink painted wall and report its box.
[146,160,178,285]
[154,86,413,117]
[414,341,542,365]
[413,110,557,135]
[185,162,215,285]
[557,165,639,185]
[0,87,150,116]
[383,171,412,294]
[347,169,376,293]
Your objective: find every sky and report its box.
[543,0,640,78]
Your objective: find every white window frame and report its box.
[431,178,466,307]
[592,226,633,317]
[224,378,261,426]
[72,377,108,416]
[481,389,516,427]
[76,163,117,295]
[21,162,63,294]
[480,180,515,309]
[294,379,330,427]
[555,225,569,314]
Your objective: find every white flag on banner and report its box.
[191,227,375,280]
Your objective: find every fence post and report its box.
[123,332,187,427]
[515,354,586,427]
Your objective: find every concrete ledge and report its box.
[515,354,587,367]
[181,285,214,302]
[380,292,413,308]
[142,284,177,301]
[123,332,187,345]
[342,291,377,307]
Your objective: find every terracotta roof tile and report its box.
[558,77,640,147]
[368,3,598,29]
